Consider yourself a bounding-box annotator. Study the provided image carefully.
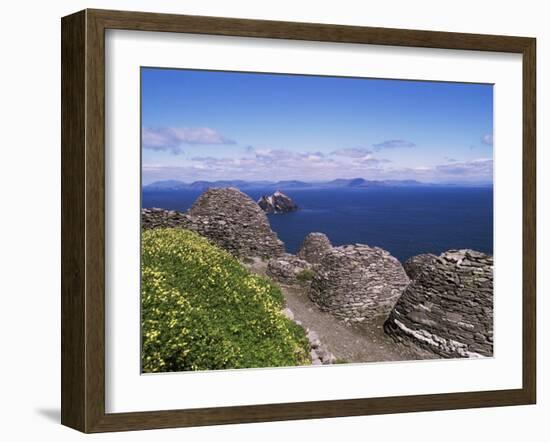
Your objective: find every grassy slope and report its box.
[141,228,310,372]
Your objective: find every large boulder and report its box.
[309,244,410,321]
[403,253,437,280]
[384,249,493,358]
[142,187,285,259]
[297,232,332,264]
[267,254,313,285]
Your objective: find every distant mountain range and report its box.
[143,178,491,192]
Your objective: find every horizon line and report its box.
[142,178,494,186]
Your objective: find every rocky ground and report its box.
[246,259,434,364]
[143,188,493,363]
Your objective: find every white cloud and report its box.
[142,127,235,154]
[373,139,416,150]
[331,147,373,158]
[435,158,493,176]
[182,147,393,181]
[143,150,492,184]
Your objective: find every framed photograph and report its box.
[61,9,536,433]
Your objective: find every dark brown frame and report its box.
[61,8,536,433]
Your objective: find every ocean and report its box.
[142,187,493,263]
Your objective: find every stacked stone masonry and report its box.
[403,253,438,280]
[309,244,410,322]
[141,187,285,259]
[384,249,493,358]
[267,254,313,285]
[297,232,333,265]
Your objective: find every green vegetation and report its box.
[141,228,310,373]
[296,268,315,283]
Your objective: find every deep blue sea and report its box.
[142,187,493,262]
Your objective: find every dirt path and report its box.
[245,259,434,363]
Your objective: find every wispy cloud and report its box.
[481,134,493,146]
[373,139,416,150]
[142,127,236,154]
[143,156,492,184]
[182,147,393,182]
[435,158,493,176]
[354,157,392,167]
[331,147,373,158]
[187,148,338,180]
[190,156,258,170]
[254,149,326,164]
[144,149,491,184]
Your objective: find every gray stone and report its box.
[403,253,437,280]
[141,187,285,259]
[309,244,410,321]
[385,249,493,358]
[314,345,336,364]
[297,232,332,264]
[266,254,313,285]
[307,330,321,349]
[282,308,294,321]
[310,339,321,349]
[307,330,319,341]
[257,191,298,214]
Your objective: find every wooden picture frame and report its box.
[61,8,536,433]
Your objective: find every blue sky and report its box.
[141,67,493,184]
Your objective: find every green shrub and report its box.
[296,268,315,283]
[141,228,310,373]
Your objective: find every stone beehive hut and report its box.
[266,254,313,285]
[384,249,493,358]
[297,232,332,264]
[309,244,410,321]
[187,188,285,259]
[142,187,285,259]
[403,253,437,280]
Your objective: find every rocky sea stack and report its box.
[141,187,285,259]
[257,191,298,214]
[384,249,493,358]
[309,244,410,321]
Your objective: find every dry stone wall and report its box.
[309,244,410,322]
[141,207,192,230]
[384,249,493,358]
